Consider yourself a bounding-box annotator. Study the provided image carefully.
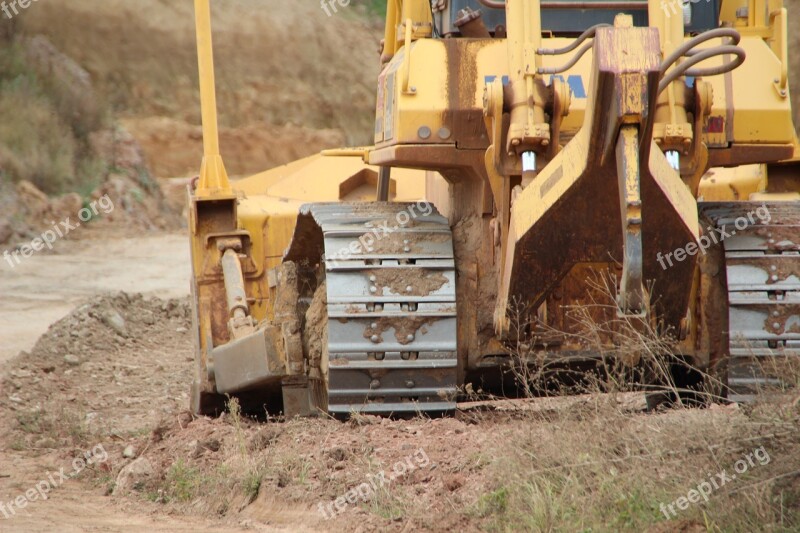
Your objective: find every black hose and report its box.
[428,0,440,38]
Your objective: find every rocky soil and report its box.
[1,288,798,532]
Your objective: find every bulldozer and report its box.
[188,0,799,416]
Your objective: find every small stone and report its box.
[326,447,348,462]
[122,445,136,458]
[248,428,282,452]
[102,309,128,337]
[34,437,57,449]
[64,354,81,366]
[176,326,188,333]
[114,457,154,495]
[201,438,221,452]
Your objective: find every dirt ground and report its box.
[0,231,189,364]
[0,234,271,532]
[1,234,798,532]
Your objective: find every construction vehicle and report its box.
[188,0,798,416]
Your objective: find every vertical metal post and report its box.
[194,0,232,197]
[377,167,392,202]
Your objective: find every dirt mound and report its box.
[119,410,491,532]
[1,293,193,444]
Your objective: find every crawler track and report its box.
[295,203,459,414]
[701,201,800,401]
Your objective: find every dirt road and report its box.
[0,233,301,532]
[0,233,190,364]
[0,449,256,532]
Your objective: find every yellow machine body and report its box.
[188,0,799,415]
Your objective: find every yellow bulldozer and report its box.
[187,0,799,416]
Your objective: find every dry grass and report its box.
[475,393,800,532]
[503,274,717,407]
[476,275,800,532]
[145,399,269,509]
[12,405,94,450]
[124,377,800,532]
[0,40,105,194]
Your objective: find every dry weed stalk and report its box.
[503,272,728,407]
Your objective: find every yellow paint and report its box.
[699,164,767,200]
[189,0,797,356]
[375,29,794,161]
[377,40,448,147]
[193,0,232,198]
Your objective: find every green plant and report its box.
[242,467,262,502]
[9,437,27,451]
[474,487,509,518]
[365,0,387,17]
[227,397,248,460]
[164,460,203,502]
[0,41,108,194]
[14,407,89,445]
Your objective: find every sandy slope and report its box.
[20,0,384,147]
